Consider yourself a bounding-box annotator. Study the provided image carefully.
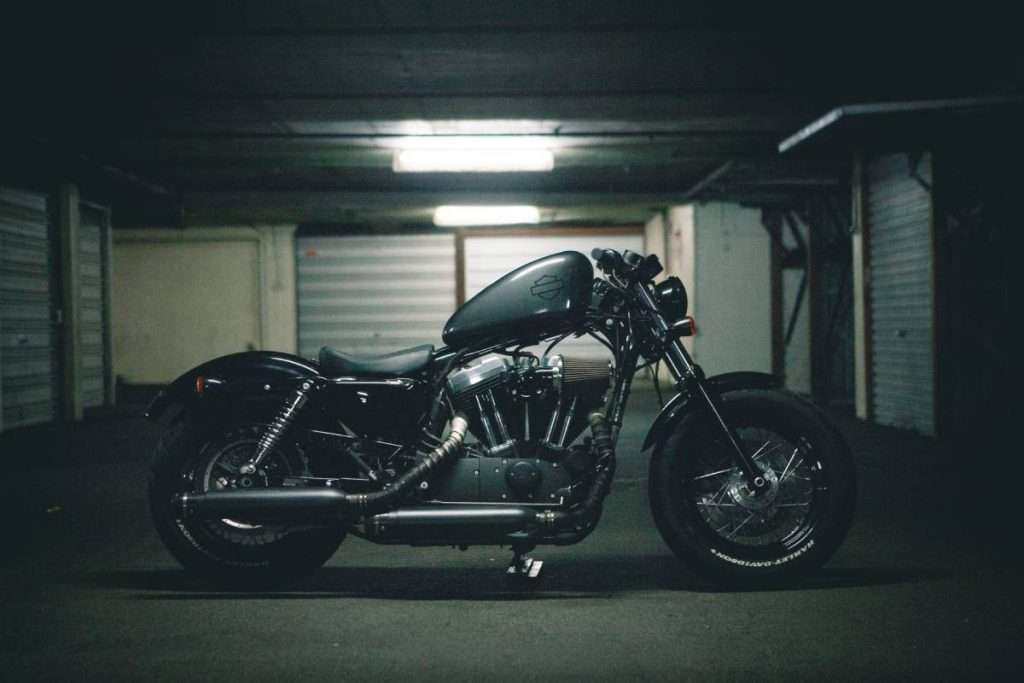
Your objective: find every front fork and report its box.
[631,283,769,491]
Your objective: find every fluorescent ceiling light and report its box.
[433,205,540,227]
[394,148,554,173]
[391,135,556,150]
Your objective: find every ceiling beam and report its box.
[184,190,693,209]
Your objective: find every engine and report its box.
[445,353,612,460]
[383,354,611,509]
[429,353,612,506]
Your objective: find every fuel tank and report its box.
[443,251,593,349]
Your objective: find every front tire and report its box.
[149,417,346,586]
[649,389,855,584]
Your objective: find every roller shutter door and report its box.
[0,189,57,431]
[297,234,456,359]
[79,204,111,409]
[463,232,644,360]
[867,153,934,435]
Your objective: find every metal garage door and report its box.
[79,204,110,409]
[297,234,457,359]
[867,153,934,435]
[463,232,644,360]
[0,188,57,431]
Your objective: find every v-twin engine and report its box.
[446,353,612,459]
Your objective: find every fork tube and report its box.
[633,281,767,490]
[689,376,765,487]
[632,282,694,380]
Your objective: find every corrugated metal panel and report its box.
[297,234,456,359]
[867,153,934,435]
[79,205,109,409]
[463,233,644,360]
[0,188,57,430]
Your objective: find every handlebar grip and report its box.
[591,248,623,275]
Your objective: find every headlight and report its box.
[654,277,688,321]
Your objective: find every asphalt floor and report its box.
[0,386,1020,681]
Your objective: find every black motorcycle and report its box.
[147,248,855,584]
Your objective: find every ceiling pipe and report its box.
[680,160,735,201]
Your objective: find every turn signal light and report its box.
[671,316,698,338]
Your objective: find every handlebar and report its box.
[591,247,663,282]
[591,248,623,274]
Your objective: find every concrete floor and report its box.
[1,387,1020,681]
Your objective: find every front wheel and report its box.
[649,389,855,584]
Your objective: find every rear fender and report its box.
[641,371,782,451]
[145,351,322,422]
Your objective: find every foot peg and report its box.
[507,552,543,579]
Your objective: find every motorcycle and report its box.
[147,248,855,585]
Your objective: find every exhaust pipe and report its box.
[540,411,617,544]
[176,414,470,521]
[175,412,617,546]
[365,506,536,544]
[177,488,349,523]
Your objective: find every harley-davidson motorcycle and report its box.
[147,248,855,585]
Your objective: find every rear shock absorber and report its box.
[239,379,319,475]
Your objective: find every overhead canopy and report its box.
[779,96,1024,155]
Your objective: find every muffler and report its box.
[176,488,349,523]
[364,506,536,544]
[175,414,470,521]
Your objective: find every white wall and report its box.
[664,202,771,376]
[112,226,296,384]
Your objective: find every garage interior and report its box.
[0,3,1018,679]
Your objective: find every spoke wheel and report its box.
[190,426,298,546]
[686,428,821,551]
[149,417,346,586]
[649,389,855,584]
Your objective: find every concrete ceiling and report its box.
[3,1,1020,227]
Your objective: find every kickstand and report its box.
[506,545,543,579]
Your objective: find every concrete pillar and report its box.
[851,153,872,420]
[687,202,771,375]
[58,183,83,421]
[667,205,696,357]
[102,210,116,406]
[643,210,666,264]
[255,224,298,354]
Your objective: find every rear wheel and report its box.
[149,418,346,586]
[649,389,855,584]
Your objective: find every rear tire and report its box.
[149,417,346,586]
[649,389,855,584]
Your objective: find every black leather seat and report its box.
[318,344,434,378]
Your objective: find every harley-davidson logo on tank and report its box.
[530,274,564,301]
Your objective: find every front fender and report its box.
[641,371,782,451]
[145,351,322,421]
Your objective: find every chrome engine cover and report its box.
[445,352,612,457]
[445,355,513,398]
[438,352,612,503]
